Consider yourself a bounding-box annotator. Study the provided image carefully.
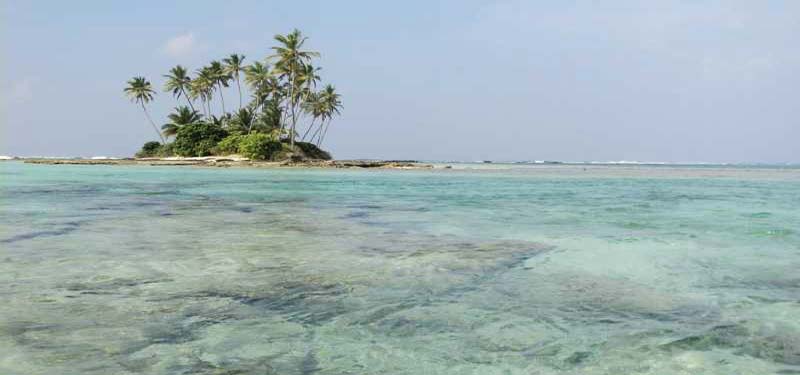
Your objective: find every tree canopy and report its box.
[125,29,342,160]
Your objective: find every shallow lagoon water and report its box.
[1,162,799,374]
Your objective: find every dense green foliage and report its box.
[125,29,342,160]
[213,134,247,155]
[172,123,228,157]
[135,141,164,158]
[238,133,282,160]
[161,106,202,138]
[135,141,174,158]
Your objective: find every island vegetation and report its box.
[124,29,342,161]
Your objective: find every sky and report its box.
[2,0,799,162]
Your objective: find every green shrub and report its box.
[156,143,175,157]
[135,141,163,158]
[194,139,219,157]
[239,133,282,160]
[295,141,332,160]
[172,122,228,157]
[271,142,297,161]
[213,134,246,155]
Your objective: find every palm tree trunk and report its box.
[288,66,296,148]
[290,103,297,146]
[301,118,316,141]
[141,103,165,144]
[309,121,323,144]
[180,88,196,111]
[248,100,256,134]
[318,120,332,147]
[236,76,242,110]
[279,105,286,136]
[217,83,226,114]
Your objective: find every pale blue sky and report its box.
[2,1,799,162]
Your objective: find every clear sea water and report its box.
[1,161,799,374]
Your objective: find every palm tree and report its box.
[124,76,165,144]
[229,107,256,134]
[316,85,342,146]
[254,98,283,136]
[191,67,215,117]
[163,65,195,111]
[223,54,246,110]
[270,29,319,148]
[208,113,231,128]
[244,61,286,127]
[161,106,202,138]
[299,63,321,92]
[301,91,323,141]
[244,61,271,110]
[243,61,270,92]
[208,60,230,114]
[295,64,321,126]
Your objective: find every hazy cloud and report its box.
[162,32,198,58]
[6,78,37,104]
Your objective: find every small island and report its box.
[22,157,431,169]
[124,29,344,163]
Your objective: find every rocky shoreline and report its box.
[21,157,434,169]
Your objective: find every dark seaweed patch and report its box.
[131,201,161,208]
[349,204,382,210]
[662,323,800,365]
[300,350,320,375]
[1,322,61,346]
[0,221,84,244]
[65,278,173,293]
[85,206,113,211]
[143,321,203,345]
[343,211,369,219]
[243,284,349,325]
[139,190,180,196]
[185,282,350,326]
[564,351,591,364]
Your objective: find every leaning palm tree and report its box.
[124,76,165,144]
[163,65,195,111]
[191,68,216,117]
[161,106,202,138]
[299,63,321,92]
[187,79,206,117]
[300,91,323,141]
[208,60,230,114]
[315,84,342,147]
[295,64,321,125]
[269,29,319,148]
[243,61,271,110]
[223,54,246,110]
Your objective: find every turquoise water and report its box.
[1,161,799,374]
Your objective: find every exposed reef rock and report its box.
[23,158,433,169]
